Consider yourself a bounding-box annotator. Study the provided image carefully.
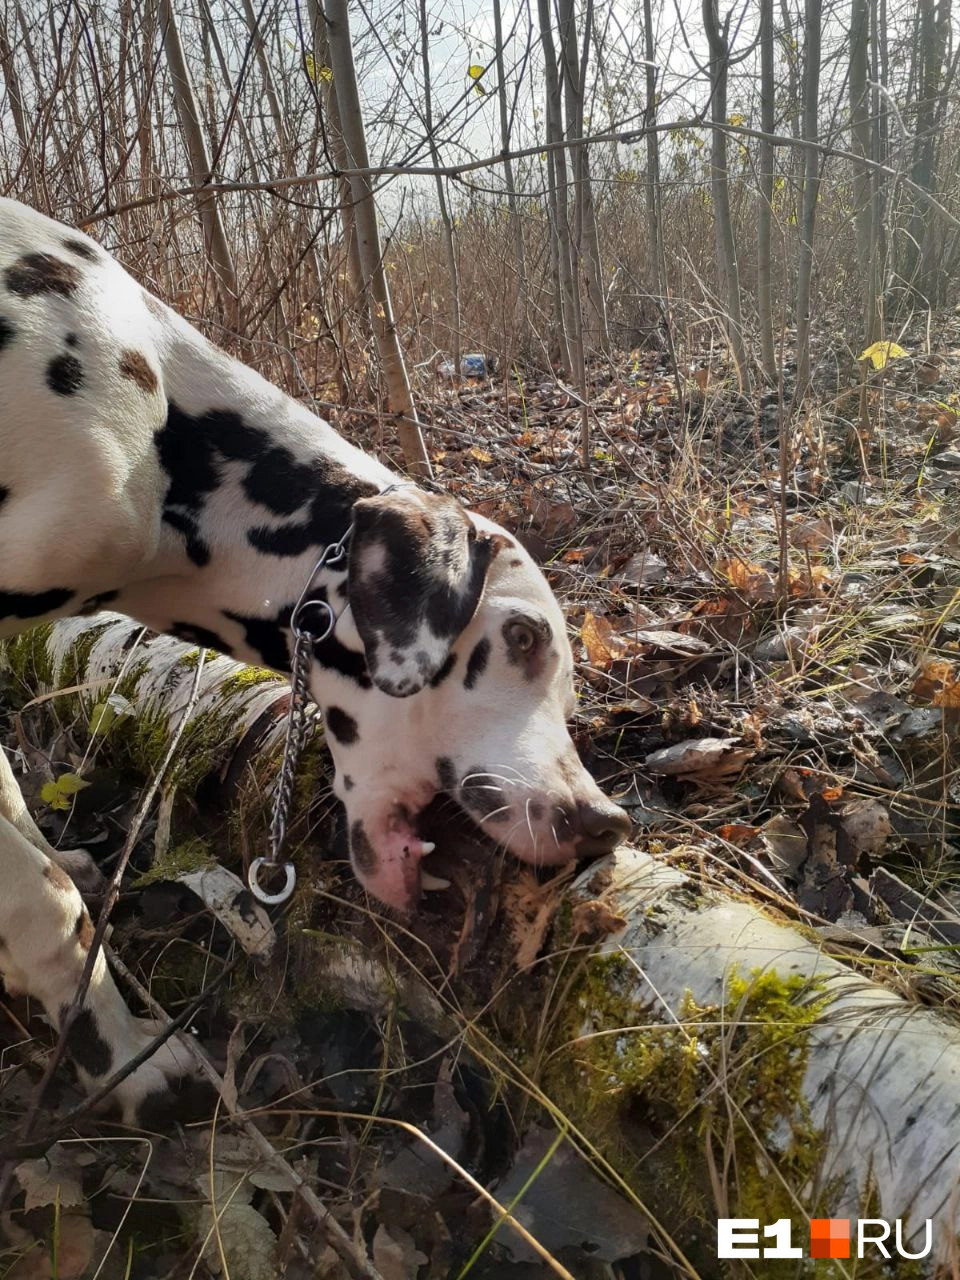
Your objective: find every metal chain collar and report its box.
[247,483,409,906]
[247,524,351,905]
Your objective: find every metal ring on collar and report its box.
[248,857,297,905]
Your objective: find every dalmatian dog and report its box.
[0,197,630,1125]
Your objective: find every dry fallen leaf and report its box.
[761,814,808,877]
[717,557,777,601]
[581,611,627,670]
[644,737,753,780]
[913,660,960,704]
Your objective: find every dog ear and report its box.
[347,489,497,696]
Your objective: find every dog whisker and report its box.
[460,770,525,789]
[479,803,514,824]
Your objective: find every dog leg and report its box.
[0,747,103,892]
[0,805,211,1126]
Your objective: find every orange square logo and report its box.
[810,1219,850,1259]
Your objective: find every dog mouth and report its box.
[350,785,593,914]
[399,792,508,900]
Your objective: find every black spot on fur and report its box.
[315,630,372,688]
[0,587,73,621]
[342,774,354,791]
[170,621,233,654]
[0,315,14,351]
[47,352,84,395]
[428,652,457,688]
[63,237,98,261]
[350,820,378,875]
[0,484,8,508]
[528,801,544,821]
[304,588,372,689]
[155,402,376,569]
[65,332,78,347]
[79,589,119,615]
[5,253,81,298]
[460,765,509,822]
[223,606,292,671]
[463,637,490,690]
[348,496,495,692]
[435,756,458,792]
[163,509,210,567]
[243,446,317,515]
[60,1005,113,1077]
[326,706,359,745]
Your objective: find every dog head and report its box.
[311,487,630,912]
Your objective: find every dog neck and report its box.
[102,315,400,674]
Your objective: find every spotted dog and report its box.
[0,198,630,1125]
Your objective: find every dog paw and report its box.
[49,846,107,896]
[77,1016,217,1129]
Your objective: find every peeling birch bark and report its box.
[565,848,960,1266]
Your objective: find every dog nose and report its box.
[576,797,631,850]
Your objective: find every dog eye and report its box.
[506,620,539,654]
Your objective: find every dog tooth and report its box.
[421,871,450,891]
[419,841,436,854]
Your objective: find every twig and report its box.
[109,954,386,1280]
[0,653,207,1202]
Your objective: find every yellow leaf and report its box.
[467,63,486,95]
[728,112,746,126]
[40,772,90,812]
[299,51,332,83]
[859,340,909,370]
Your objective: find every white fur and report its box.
[0,199,627,1121]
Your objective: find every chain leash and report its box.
[247,483,409,907]
[247,525,351,905]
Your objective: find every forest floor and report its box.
[2,330,960,1279]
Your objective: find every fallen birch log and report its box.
[552,849,960,1270]
[5,617,960,1271]
[0,613,325,873]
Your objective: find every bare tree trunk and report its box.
[757,0,777,382]
[702,0,750,393]
[871,0,888,310]
[321,0,431,478]
[557,0,608,353]
[642,0,665,304]
[156,0,241,329]
[850,0,879,346]
[794,0,822,403]
[307,0,364,320]
[418,0,461,381]
[492,0,527,330]
[537,0,577,374]
[903,0,950,305]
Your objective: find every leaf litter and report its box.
[4,345,960,1275]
